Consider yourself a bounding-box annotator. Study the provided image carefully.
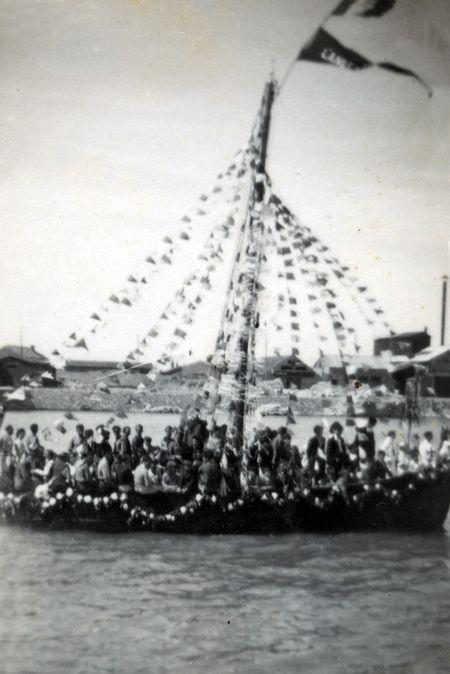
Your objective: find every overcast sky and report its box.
[1,0,449,362]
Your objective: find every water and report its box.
[3,410,446,452]
[1,411,450,673]
[1,527,450,673]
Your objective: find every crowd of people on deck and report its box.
[0,416,449,500]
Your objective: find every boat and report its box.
[1,468,449,533]
[1,69,450,534]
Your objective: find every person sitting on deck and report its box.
[326,422,348,481]
[133,455,159,495]
[198,449,222,496]
[161,459,182,490]
[179,459,195,489]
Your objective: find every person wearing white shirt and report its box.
[419,431,435,467]
[97,453,111,483]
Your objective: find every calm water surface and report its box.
[1,412,450,673]
[1,525,450,673]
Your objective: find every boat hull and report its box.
[1,471,449,535]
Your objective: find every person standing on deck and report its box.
[131,425,144,455]
[326,422,348,481]
[12,428,27,463]
[73,448,96,492]
[380,430,398,475]
[68,424,85,453]
[198,449,222,496]
[0,424,14,454]
[111,425,121,454]
[0,425,14,490]
[305,424,326,482]
[118,426,132,458]
[26,424,44,467]
[419,431,435,468]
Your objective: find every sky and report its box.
[1,0,449,364]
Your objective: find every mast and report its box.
[228,78,276,449]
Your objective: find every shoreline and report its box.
[4,386,450,419]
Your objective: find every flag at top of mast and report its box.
[297,0,432,97]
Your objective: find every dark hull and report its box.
[1,470,450,535]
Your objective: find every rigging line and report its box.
[81,231,229,388]
[212,151,255,354]
[288,211,389,334]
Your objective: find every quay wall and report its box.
[5,387,450,418]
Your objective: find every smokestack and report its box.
[441,275,448,346]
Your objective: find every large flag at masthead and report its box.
[298,0,432,96]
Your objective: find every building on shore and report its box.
[315,353,405,390]
[58,359,152,388]
[374,329,430,358]
[261,355,320,390]
[392,346,450,398]
[0,345,55,388]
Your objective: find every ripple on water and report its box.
[0,525,450,673]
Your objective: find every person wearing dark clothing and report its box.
[372,450,392,480]
[118,427,132,457]
[326,422,348,481]
[50,453,71,493]
[112,455,133,492]
[352,417,377,461]
[112,426,121,453]
[305,425,326,481]
[198,451,222,495]
[131,425,144,454]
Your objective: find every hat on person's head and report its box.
[330,421,344,433]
